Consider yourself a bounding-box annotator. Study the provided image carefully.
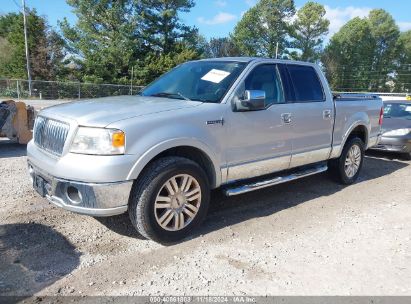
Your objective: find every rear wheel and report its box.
[128,156,210,244]
[329,137,365,185]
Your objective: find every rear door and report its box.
[282,64,334,168]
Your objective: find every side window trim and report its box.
[286,64,326,103]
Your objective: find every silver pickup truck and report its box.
[27,57,383,243]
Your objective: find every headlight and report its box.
[383,128,411,136]
[70,127,126,155]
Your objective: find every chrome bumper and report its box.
[28,162,132,217]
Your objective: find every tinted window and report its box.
[277,64,295,102]
[141,61,247,103]
[243,64,284,106]
[287,65,325,102]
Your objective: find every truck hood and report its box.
[40,95,201,127]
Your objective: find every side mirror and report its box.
[234,90,266,112]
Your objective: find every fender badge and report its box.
[206,119,224,126]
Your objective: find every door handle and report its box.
[281,113,292,124]
[323,109,332,120]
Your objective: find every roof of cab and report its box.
[197,56,317,66]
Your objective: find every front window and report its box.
[383,102,411,119]
[243,64,285,106]
[140,61,247,103]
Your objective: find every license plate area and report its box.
[33,174,46,197]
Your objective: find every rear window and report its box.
[287,65,325,102]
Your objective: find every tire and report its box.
[329,137,365,185]
[402,152,411,161]
[128,156,210,244]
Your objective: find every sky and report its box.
[1,0,411,40]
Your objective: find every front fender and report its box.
[107,103,228,188]
[126,138,222,187]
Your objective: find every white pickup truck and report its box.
[27,58,383,243]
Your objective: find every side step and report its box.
[224,164,328,196]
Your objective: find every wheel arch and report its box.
[331,122,369,159]
[346,124,368,145]
[127,139,221,188]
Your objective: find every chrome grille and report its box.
[34,116,70,156]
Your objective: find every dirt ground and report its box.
[0,141,410,297]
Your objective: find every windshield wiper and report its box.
[150,92,191,101]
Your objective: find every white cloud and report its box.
[324,5,371,37]
[198,12,237,25]
[398,21,411,31]
[214,0,227,7]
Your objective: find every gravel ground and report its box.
[0,142,410,297]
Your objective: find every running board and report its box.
[224,164,328,196]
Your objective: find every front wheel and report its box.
[329,137,365,185]
[402,152,411,161]
[128,156,210,244]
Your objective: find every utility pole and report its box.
[22,0,32,96]
[275,42,279,59]
[131,66,134,95]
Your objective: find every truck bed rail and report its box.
[333,93,381,102]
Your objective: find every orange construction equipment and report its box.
[0,100,35,144]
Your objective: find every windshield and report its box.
[383,102,411,119]
[140,61,247,103]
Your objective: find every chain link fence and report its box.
[0,79,144,100]
[1,78,409,102]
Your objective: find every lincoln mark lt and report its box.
[28,58,383,243]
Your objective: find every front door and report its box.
[225,64,294,183]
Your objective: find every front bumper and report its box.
[28,162,133,217]
[371,136,411,153]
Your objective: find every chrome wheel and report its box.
[344,144,362,178]
[154,174,202,232]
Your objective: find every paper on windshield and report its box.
[201,69,231,83]
[405,106,411,112]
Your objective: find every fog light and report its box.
[66,186,82,205]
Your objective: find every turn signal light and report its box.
[112,131,126,148]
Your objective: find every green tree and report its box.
[232,0,295,58]
[395,31,411,93]
[322,17,375,91]
[137,0,198,53]
[60,0,143,83]
[367,9,400,90]
[60,0,199,84]
[323,9,401,92]
[134,44,198,85]
[134,0,202,84]
[290,1,329,62]
[207,37,241,58]
[0,37,13,70]
[0,10,66,80]
[187,33,213,58]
